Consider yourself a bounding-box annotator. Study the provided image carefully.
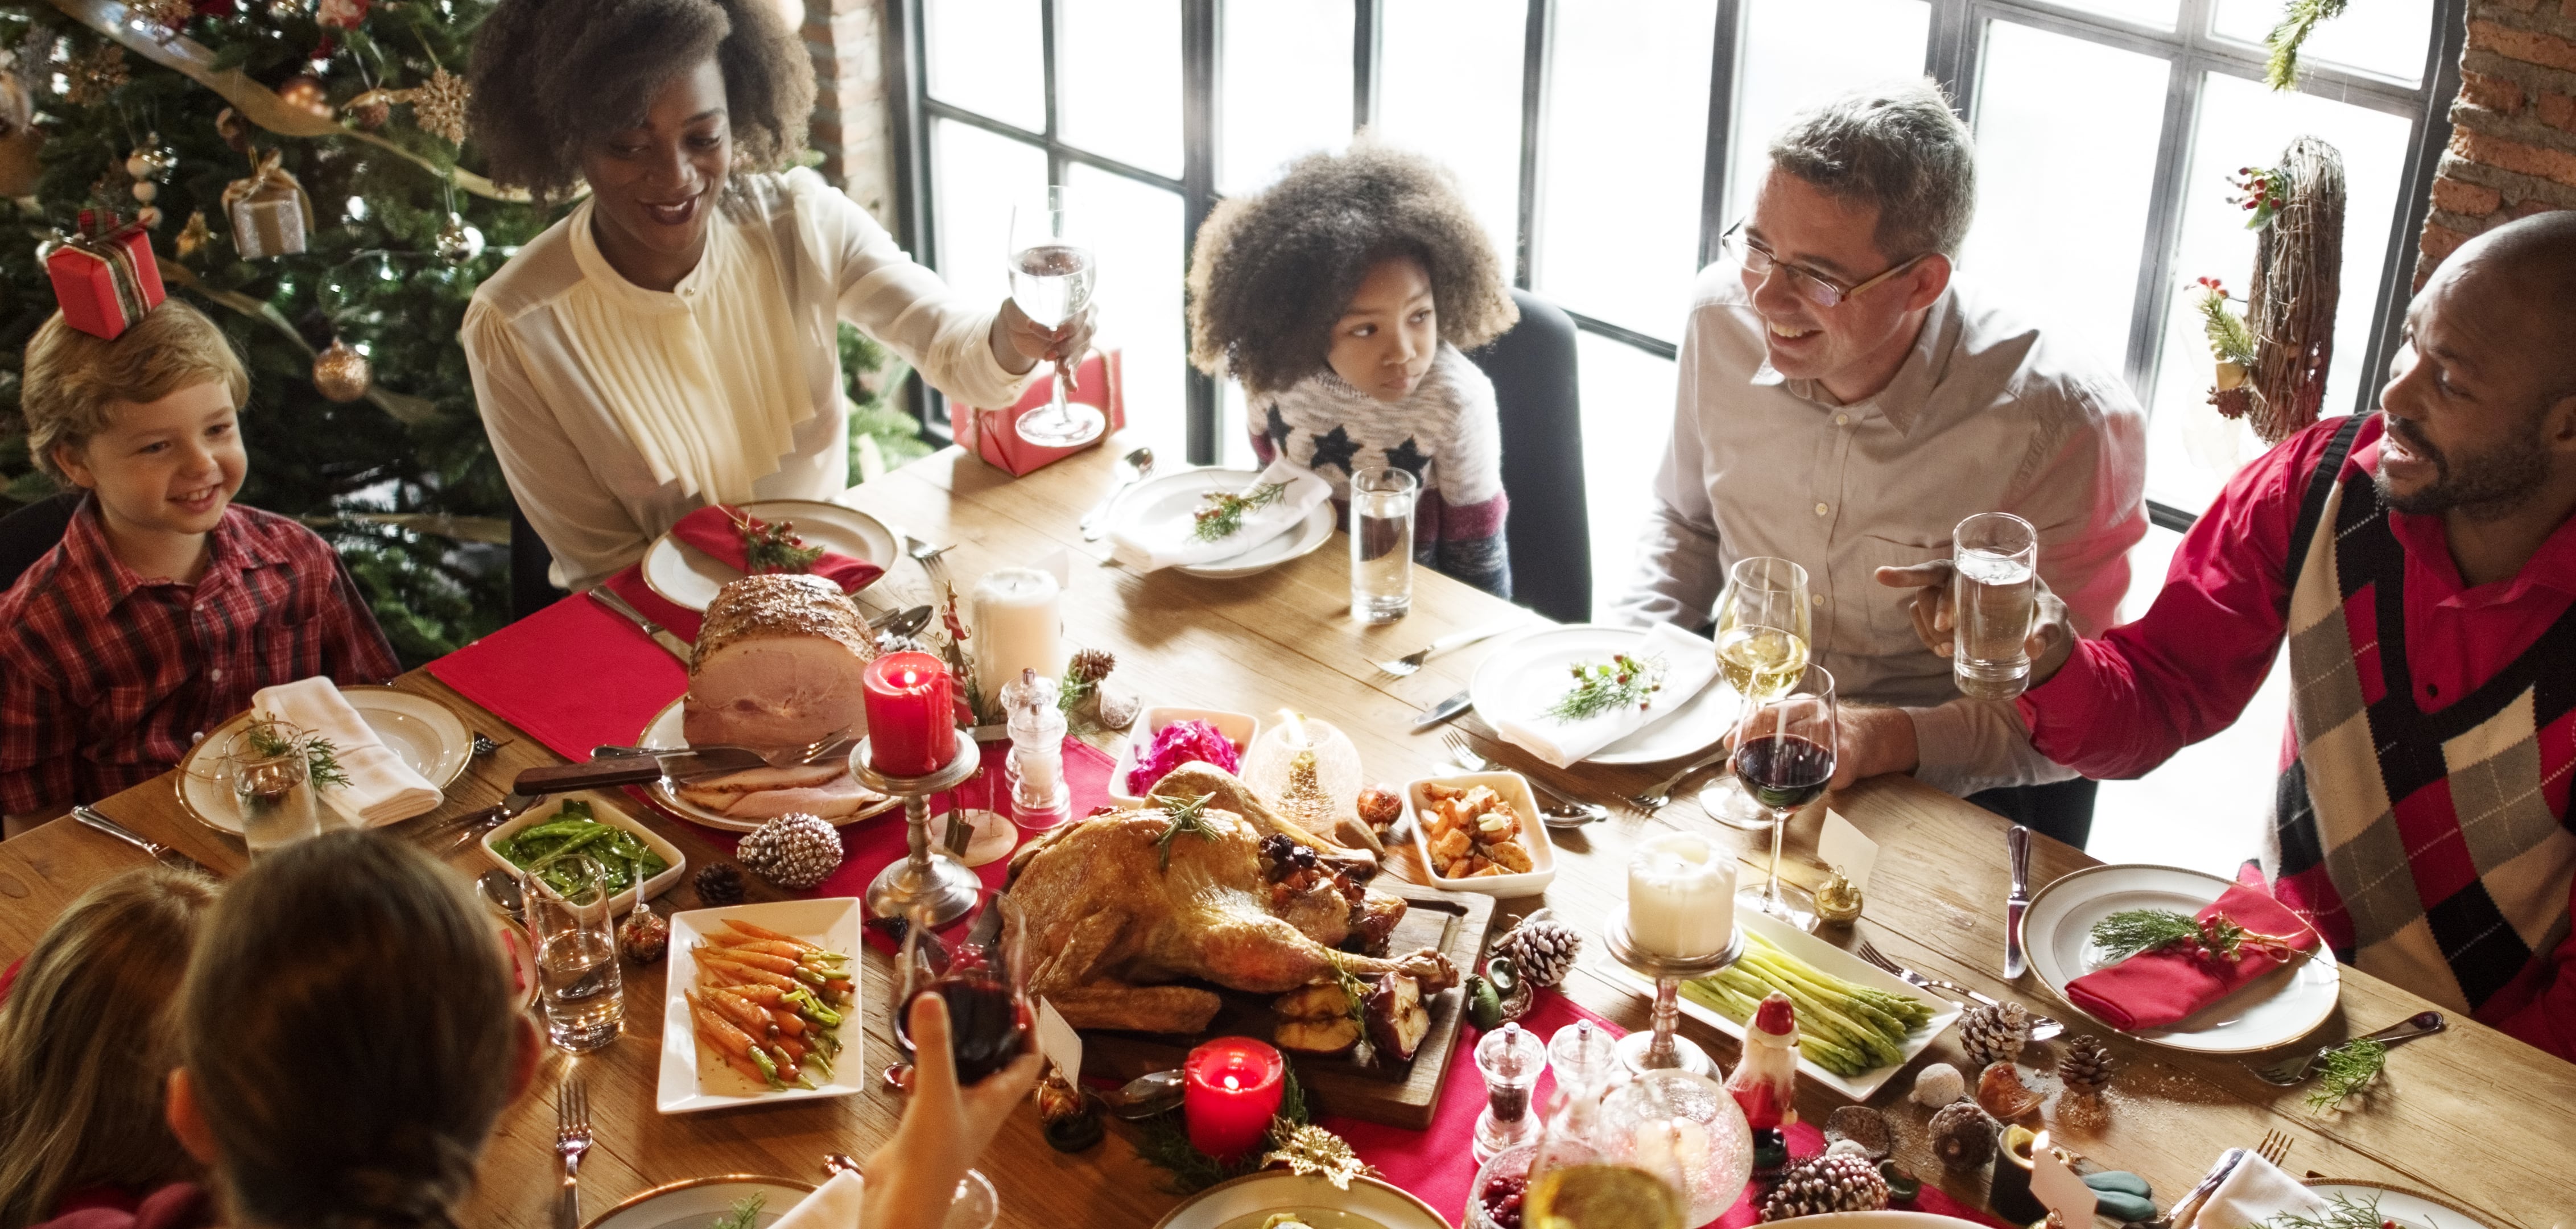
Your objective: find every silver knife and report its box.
[1411,688,1474,730]
[587,740,860,780]
[2004,823,2033,980]
[587,587,693,665]
[71,806,220,877]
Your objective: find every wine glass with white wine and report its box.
[1006,188,1103,449]
[1699,556,1811,830]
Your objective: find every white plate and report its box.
[634,701,896,833]
[2304,1180,2495,1229]
[479,791,686,916]
[1152,1172,1449,1229]
[1619,909,1963,1102]
[581,1176,816,1229]
[1405,771,1556,897]
[1107,705,1262,804]
[2025,863,2340,1054]
[1469,625,1734,765]
[1113,468,1337,579]
[657,897,866,1115]
[175,686,472,834]
[640,499,897,612]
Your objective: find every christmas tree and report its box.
[2,1,915,663]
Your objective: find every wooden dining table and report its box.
[1,435,2569,1229]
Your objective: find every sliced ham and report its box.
[682,762,847,792]
[721,773,880,819]
[682,574,876,750]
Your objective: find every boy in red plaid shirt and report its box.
[2,302,399,836]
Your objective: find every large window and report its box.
[889,0,2463,606]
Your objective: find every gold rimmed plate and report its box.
[640,499,897,612]
[581,1174,816,1229]
[2024,862,2340,1054]
[174,685,470,836]
[1151,1171,1448,1229]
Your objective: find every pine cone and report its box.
[1958,1000,2032,1067]
[1492,913,1581,988]
[2059,1034,2117,1094]
[1758,1152,1890,1220]
[737,813,845,890]
[1927,1101,1999,1170]
[1068,648,1116,685]
[693,862,747,906]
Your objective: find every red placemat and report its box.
[1333,996,2013,1228]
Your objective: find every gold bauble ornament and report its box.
[276,75,333,119]
[1814,866,1864,925]
[312,339,371,403]
[175,211,214,258]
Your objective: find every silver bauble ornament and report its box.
[433,213,485,263]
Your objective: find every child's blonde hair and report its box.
[0,865,221,1229]
[19,300,250,484]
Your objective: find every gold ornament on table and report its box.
[65,43,129,106]
[175,210,213,259]
[1813,865,1864,925]
[311,339,371,402]
[1259,1119,1377,1191]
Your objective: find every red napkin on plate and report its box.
[2065,880,2319,1031]
[669,505,884,593]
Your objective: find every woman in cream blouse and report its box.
[461,0,1087,590]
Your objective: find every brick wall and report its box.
[2418,0,2576,284]
[803,0,898,229]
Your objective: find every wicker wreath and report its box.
[2210,135,2346,444]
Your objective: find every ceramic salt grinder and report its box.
[1002,668,1071,828]
[1473,1022,1548,1161]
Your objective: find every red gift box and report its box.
[45,211,167,341]
[952,349,1124,477]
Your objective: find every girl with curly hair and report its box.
[461,0,1091,590]
[1188,145,1520,597]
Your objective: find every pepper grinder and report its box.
[1473,1021,1547,1161]
[1001,667,1071,829]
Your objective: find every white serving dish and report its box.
[1624,909,1963,1102]
[1107,706,1262,803]
[1405,770,1557,897]
[657,897,866,1115]
[2025,862,2339,1054]
[478,791,684,917]
[639,498,897,612]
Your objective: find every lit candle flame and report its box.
[1223,1074,1241,1092]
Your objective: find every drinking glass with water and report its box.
[1349,467,1418,624]
[1951,512,2039,699]
[527,853,624,1053]
[221,721,323,858]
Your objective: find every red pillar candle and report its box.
[862,652,957,777]
[1182,1037,1285,1160]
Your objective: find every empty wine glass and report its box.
[1006,188,1102,448]
[1730,663,1837,931]
[1700,556,1811,831]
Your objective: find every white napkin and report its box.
[769,1170,865,1229]
[251,678,441,827]
[1491,623,1720,768]
[2187,1153,2330,1229]
[1110,459,1331,572]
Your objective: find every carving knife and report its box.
[513,748,771,794]
[1411,687,1474,731]
[587,587,693,665]
[2004,824,2033,980]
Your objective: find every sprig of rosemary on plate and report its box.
[1152,792,1219,870]
[730,508,827,573]
[1542,653,1666,723]
[1189,481,1287,542]
[2303,1038,2388,1115]
[2262,1190,2391,1229]
[243,718,349,790]
[707,1193,766,1229]
[2089,908,2254,962]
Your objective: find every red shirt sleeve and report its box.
[2485,883,2576,1062]
[2014,416,2365,780]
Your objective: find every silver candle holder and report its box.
[1604,919,1744,1078]
[850,735,984,927]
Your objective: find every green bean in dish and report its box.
[492,801,671,897]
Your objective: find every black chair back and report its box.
[1464,288,1590,624]
[0,490,85,594]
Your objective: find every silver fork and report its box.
[2245,1011,2445,1086]
[1374,620,1520,677]
[1853,939,2066,1041]
[1442,732,1608,826]
[554,1072,592,1229]
[905,535,953,593]
[1629,746,1735,812]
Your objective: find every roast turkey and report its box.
[682,574,877,749]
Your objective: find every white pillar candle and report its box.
[1626,832,1737,959]
[970,567,1066,704]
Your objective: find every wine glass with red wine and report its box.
[891,890,1034,1086]
[1729,664,1836,931]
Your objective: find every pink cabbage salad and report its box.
[1126,719,1242,794]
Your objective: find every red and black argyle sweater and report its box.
[2264,416,2576,1022]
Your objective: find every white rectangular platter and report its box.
[1611,909,1961,1102]
[657,897,866,1115]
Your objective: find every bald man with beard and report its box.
[1880,211,2576,1062]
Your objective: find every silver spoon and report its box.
[1080,447,1155,541]
[476,868,525,924]
[1096,1069,1185,1120]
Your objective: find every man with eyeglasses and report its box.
[1614,80,2148,847]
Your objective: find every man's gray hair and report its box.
[1767,79,1977,260]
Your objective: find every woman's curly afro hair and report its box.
[466,0,815,205]
[1188,142,1516,397]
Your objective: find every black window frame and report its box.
[884,0,2465,530]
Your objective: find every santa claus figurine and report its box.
[1723,991,1800,1131]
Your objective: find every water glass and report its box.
[526,853,624,1053]
[1951,512,2039,699]
[224,724,321,857]
[1349,466,1418,624]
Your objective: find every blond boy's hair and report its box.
[19,300,251,484]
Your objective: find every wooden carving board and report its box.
[1074,879,1497,1129]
